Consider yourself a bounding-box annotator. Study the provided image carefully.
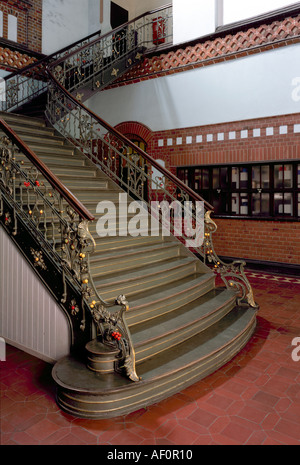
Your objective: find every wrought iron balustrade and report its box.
[0,119,139,380]
[45,73,258,311]
[51,4,173,94]
[0,29,103,113]
[45,3,257,310]
[1,4,173,112]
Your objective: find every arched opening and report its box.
[120,135,149,202]
[115,122,153,202]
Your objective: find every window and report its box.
[223,0,296,24]
[7,14,17,43]
[0,11,3,37]
[177,161,300,219]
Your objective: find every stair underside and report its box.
[0,111,258,419]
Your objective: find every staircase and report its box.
[0,4,259,419]
[0,111,258,418]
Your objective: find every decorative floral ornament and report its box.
[111,331,122,341]
[76,92,84,102]
[70,299,80,316]
[30,248,47,271]
[111,68,119,77]
[4,212,11,225]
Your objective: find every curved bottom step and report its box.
[52,307,257,419]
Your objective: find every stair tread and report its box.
[53,306,256,392]
[137,307,256,380]
[57,175,109,184]
[25,143,75,153]
[128,272,214,311]
[19,154,84,165]
[13,133,66,145]
[45,164,97,173]
[90,241,179,263]
[131,288,236,345]
[0,111,46,127]
[93,256,196,285]
[2,120,52,132]
[94,234,165,246]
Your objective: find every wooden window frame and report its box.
[177,160,300,221]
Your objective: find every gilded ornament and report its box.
[111,68,119,77]
[30,248,47,271]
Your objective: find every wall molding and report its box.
[154,118,300,149]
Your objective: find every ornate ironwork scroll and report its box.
[204,211,258,309]
[89,294,140,382]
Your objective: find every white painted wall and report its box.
[85,43,300,131]
[113,0,168,21]
[223,0,296,24]
[0,70,10,79]
[42,0,88,54]
[0,226,70,363]
[42,0,170,55]
[134,0,170,17]
[42,0,110,55]
[173,0,216,45]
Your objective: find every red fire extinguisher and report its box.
[152,16,166,45]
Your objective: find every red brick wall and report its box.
[0,0,43,53]
[213,219,300,266]
[147,114,300,169]
[116,113,300,267]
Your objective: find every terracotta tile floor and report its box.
[1,271,300,445]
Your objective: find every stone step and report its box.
[0,111,46,127]
[93,233,165,253]
[52,306,257,419]
[94,256,198,302]
[10,132,66,146]
[17,153,85,168]
[24,142,76,157]
[57,177,109,190]
[89,241,182,276]
[132,288,237,363]
[44,164,98,178]
[1,121,55,137]
[127,272,215,326]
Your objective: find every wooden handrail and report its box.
[47,67,214,212]
[0,118,95,221]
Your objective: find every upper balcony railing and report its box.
[0,28,103,113]
[52,4,173,94]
